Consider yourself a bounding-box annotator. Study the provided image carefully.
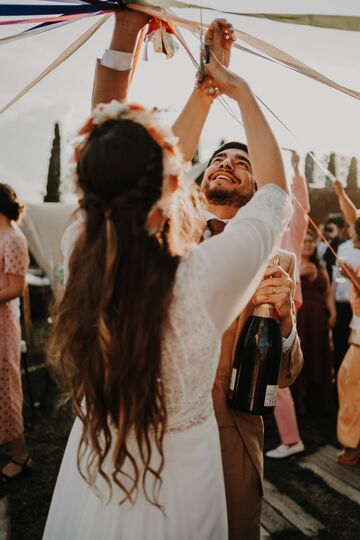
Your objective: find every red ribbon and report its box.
[146,17,176,37]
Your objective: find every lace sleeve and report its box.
[196,184,293,334]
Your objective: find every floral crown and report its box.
[74,100,185,235]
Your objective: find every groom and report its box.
[91,9,303,539]
[201,142,303,539]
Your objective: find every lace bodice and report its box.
[61,184,292,433]
[161,184,293,431]
[162,248,221,432]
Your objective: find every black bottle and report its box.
[228,303,282,415]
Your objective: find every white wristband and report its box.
[100,49,133,71]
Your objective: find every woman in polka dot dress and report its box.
[0,183,31,481]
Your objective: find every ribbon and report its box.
[3,2,360,33]
[1,2,360,101]
[0,3,113,16]
[0,12,109,26]
[0,20,74,46]
[0,13,111,114]
[293,194,360,292]
[144,17,179,59]
[1,1,360,116]
[121,1,360,31]
[126,4,360,102]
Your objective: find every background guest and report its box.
[318,214,346,281]
[0,183,31,481]
[266,150,308,459]
[331,181,360,377]
[336,223,360,464]
[294,229,336,415]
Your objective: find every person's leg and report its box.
[1,434,32,478]
[274,388,301,445]
[337,344,360,464]
[333,302,352,376]
[266,388,304,458]
[219,426,262,540]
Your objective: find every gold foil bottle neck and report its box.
[252,304,275,319]
[252,254,280,318]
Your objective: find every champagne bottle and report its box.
[228,259,283,415]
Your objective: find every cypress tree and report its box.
[304,152,314,184]
[346,156,358,189]
[44,123,61,202]
[326,152,336,188]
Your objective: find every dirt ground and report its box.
[0,368,359,539]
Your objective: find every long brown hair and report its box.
[48,119,203,508]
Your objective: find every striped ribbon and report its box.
[1,2,360,101]
[127,3,360,101]
[3,1,360,32]
[0,13,111,114]
[1,2,360,115]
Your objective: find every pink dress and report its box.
[0,226,29,444]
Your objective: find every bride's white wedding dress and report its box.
[43,184,292,540]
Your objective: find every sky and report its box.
[0,0,360,202]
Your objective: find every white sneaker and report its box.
[265,441,305,459]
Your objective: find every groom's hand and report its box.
[252,264,294,336]
[204,18,236,68]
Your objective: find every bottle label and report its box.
[230,368,237,391]
[264,384,278,407]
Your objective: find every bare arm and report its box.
[172,89,212,162]
[92,12,150,109]
[333,180,357,228]
[204,55,288,194]
[323,269,336,327]
[291,151,310,212]
[233,84,287,191]
[172,19,235,161]
[0,274,25,304]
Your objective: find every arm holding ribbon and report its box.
[92,10,150,109]
[92,11,236,162]
[332,179,358,230]
[172,19,235,161]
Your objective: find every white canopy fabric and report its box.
[18,167,205,290]
[20,202,77,290]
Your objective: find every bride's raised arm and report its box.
[91,10,150,109]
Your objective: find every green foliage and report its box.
[346,156,358,189]
[326,152,336,188]
[44,123,61,202]
[304,152,314,184]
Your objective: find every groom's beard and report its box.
[204,185,254,208]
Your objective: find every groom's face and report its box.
[201,148,255,208]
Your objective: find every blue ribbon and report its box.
[0,2,118,16]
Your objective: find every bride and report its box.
[43,18,292,540]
